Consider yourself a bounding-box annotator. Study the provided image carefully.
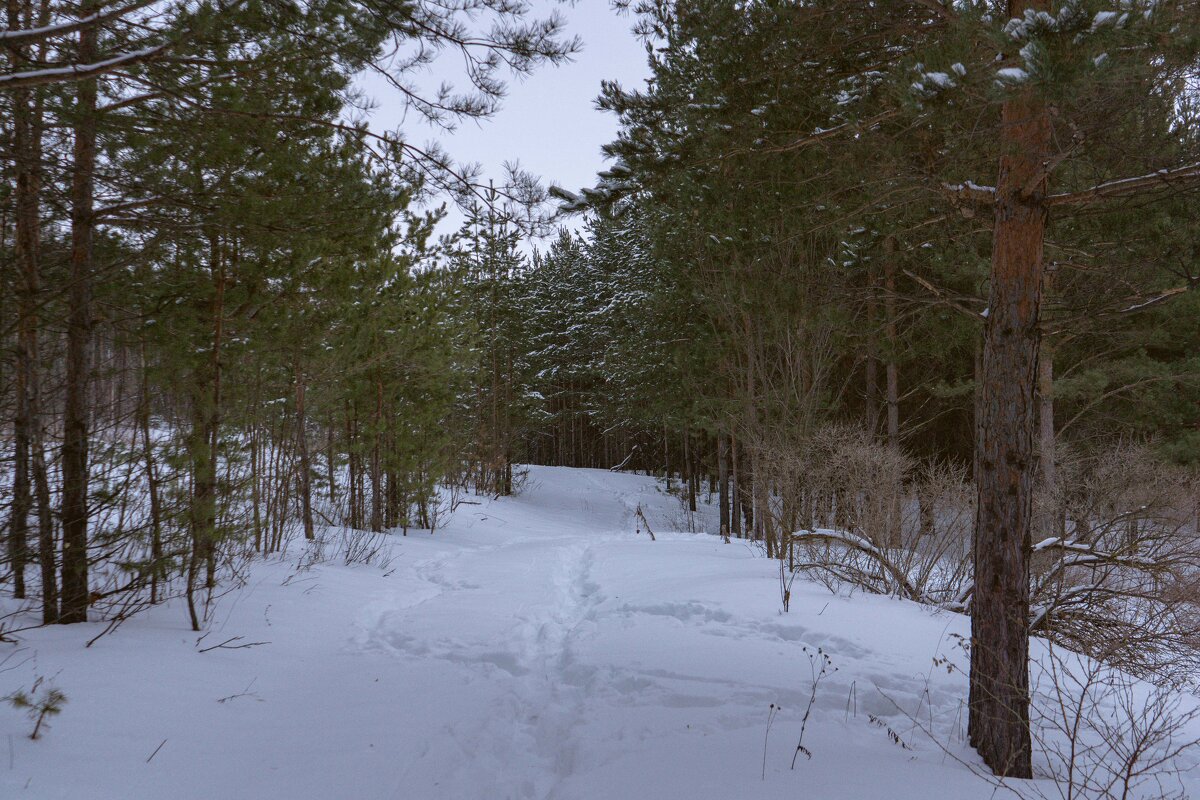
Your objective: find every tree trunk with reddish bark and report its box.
[968,3,1051,775]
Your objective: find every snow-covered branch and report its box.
[0,44,170,91]
[941,180,996,206]
[1048,162,1200,206]
[0,0,160,47]
[1113,284,1194,314]
[790,528,927,603]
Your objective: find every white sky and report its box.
[358,2,651,241]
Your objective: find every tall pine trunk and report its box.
[684,430,696,513]
[881,238,902,545]
[326,416,337,505]
[371,378,383,533]
[204,234,224,591]
[6,0,59,620]
[138,349,163,605]
[295,363,314,540]
[865,267,881,436]
[251,382,263,552]
[27,58,55,623]
[730,435,741,537]
[31,408,55,622]
[883,238,899,448]
[346,403,358,528]
[718,433,730,539]
[8,18,36,600]
[60,10,99,623]
[968,5,1050,774]
[186,395,214,631]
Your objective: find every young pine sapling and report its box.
[6,680,67,740]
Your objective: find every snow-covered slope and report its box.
[2,466,1196,799]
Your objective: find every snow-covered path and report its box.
[3,467,1197,799]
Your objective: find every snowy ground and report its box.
[2,466,1197,799]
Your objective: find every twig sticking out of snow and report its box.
[762,702,781,781]
[609,445,639,471]
[146,739,168,763]
[791,647,836,769]
[634,504,656,541]
[196,635,270,654]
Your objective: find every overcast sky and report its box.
[359,3,651,240]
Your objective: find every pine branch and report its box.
[727,111,899,158]
[941,180,996,206]
[0,44,171,91]
[0,0,160,46]
[1047,162,1200,207]
[902,269,985,321]
[0,0,250,92]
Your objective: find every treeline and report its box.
[532,0,1200,491]
[0,0,578,632]
[522,0,1200,779]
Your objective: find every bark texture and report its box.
[968,6,1051,775]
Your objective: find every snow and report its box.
[1004,9,1057,40]
[0,45,165,88]
[943,180,996,197]
[996,67,1031,84]
[2,466,1197,799]
[0,9,113,42]
[925,72,954,89]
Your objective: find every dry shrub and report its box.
[768,428,1200,684]
[1026,644,1200,800]
[296,526,395,571]
[898,643,1200,800]
[1032,444,1200,684]
[769,424,974,605]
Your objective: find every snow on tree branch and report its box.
[0,45,171,91]
[1048,162,1200,206]
[0,0,160,46]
